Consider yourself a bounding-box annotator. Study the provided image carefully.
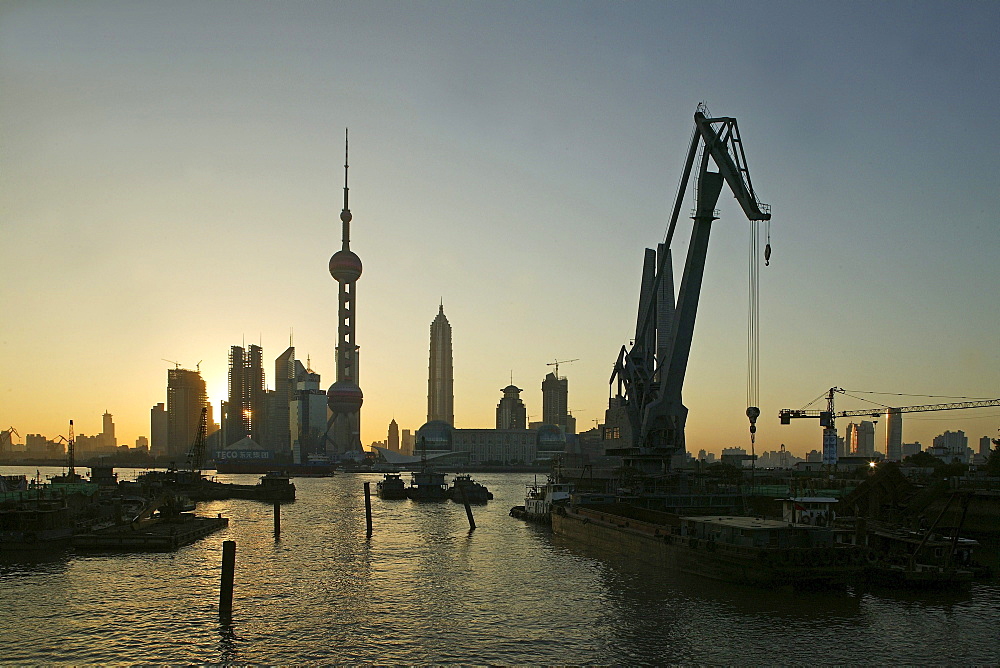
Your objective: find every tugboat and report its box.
[448,474,493,503]
[406,470,449,501]
[510,477,573,524]
[377,473,407,500]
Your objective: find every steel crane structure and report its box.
[547,358,578,379]
[779,387,1000,463]
[0,427,19,455]
[604,108,770,474]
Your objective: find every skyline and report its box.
[2,2,998,457]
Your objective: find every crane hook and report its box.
[764,243,771,266]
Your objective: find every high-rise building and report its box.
[167,367,207,460]
[272,346,296,453]
[542,372,568,432]
[401,428,414,456]
[885,408,902,461]
[930,430,968,463]
[847,421,876,457]
[427,303,454,425]
[226,344,266,446]
[101,411,116,449]
[388,419,400,451]
[496,385,527,430]
[326,131,364,453]
[290,362,327,463]
[150,403,168,456]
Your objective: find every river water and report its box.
[2,466,998,665]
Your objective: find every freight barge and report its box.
[73,514,228,552]
[552,502,864,588]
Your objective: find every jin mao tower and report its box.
[427,303,454,425]
[326,131,364,453]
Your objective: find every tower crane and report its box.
[779,387,1000,462]
[162,359,182,369]
[547,359,578,378]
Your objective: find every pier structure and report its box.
[325,130,364,454]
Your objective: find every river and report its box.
[2,467,998,665]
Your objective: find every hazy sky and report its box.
[2,1,998,457]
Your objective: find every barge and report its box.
[73,514,228,552]
[552,502,864,588]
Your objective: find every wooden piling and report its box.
[219,540,236,618]
[363,482,373,536]
[460,487,476,530]
[273,502,281,538]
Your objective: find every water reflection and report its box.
[0,470,997,665]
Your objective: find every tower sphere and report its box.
[341,210,352,223]
[327,380,364,413]
[329,249,363,283]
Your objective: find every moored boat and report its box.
[377,473,407,500]
[406,470,449,501]
[510,478,573,524]
[0,500,74,552]
[448,474,493,503]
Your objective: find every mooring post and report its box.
[273,502,281,538]
[219,540,236,619]
[460,487,476,530]
[363,481,373,536]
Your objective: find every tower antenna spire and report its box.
[343,128,350,212]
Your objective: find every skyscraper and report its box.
[225,344,266,446]
[100,411,116,449]
[290,361,327,463]
[496,385,527,429]
[150,402,167,456]
[326,131,364,453]
[388,419,400,451]
[427,303,454,425]
[542,372,568,432]
[167,367,207,460]
[272,346,296,453]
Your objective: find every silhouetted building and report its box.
[150,403,168,456]
[542,372,569,433]
[427,303,454,425]
[929,430,968,463]
[388,419,400,451]
[101,411,116,449]
[272,346,296,453]
[291,362,327,463]
[496,385,527,430]
[848,421,875,457]
[167,367,207,460]
[226,344,266,447]
[414,421,561,465]
[401,428,414,456]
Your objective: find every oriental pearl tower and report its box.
[325,130,363,454]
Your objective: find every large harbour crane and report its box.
[779,387,1000,463]
[605,107,770,473]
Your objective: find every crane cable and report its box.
[746,218,761,445]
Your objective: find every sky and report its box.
[2,1,999,458]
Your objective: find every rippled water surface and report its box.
[2,468,999,665]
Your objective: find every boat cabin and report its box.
[782,497,838,526]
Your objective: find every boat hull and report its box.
[552,505,862,588]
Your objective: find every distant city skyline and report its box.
[2,2,998,458]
